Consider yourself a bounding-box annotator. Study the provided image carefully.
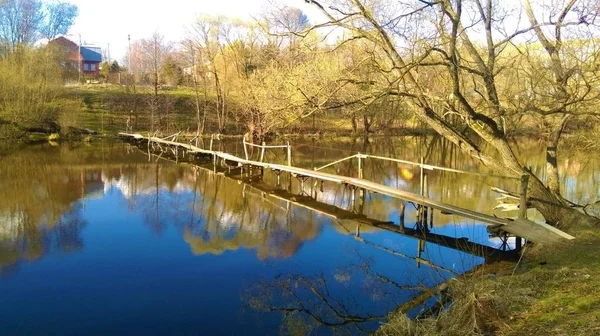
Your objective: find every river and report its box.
[0,136,597,335]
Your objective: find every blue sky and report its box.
[67,0,319,61]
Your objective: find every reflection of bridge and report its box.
[242,181,515,262]
[119,132,574,246]
[121,136,512,264]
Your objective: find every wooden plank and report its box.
[346,178,510,227]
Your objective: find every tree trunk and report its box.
[214,72,224,132]
[420,109,596,228]
[363,115,372,133]
[202,86,208,134]
[193,72,202,135]
[490,135,595,228]
[546,115,571,195]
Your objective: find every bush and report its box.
[54,98,84,135]
[0,47,63,134]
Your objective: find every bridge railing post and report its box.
[209,134,214,151]
[357,153,363,179]
[243,138,249,160]
[519,174,529,219]
[287,142,292,166]
[260,142,266,162]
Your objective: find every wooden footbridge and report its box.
[118,132,575,246]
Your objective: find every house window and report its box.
[84,63,96,71]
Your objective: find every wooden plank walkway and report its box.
[125,147,515,262]
[119,132,575,245]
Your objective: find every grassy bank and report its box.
[55,85,436,136]
[378,224,600,335]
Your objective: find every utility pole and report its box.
[128,34,131,73]
[128,34,135,93]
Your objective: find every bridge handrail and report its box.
[314,154,359,172]
[242,139,289,149]
[364,154,520,181]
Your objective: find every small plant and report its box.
[48,133,60,141]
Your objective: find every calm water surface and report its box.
[0,137,597,335]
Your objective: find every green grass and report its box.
[378,225,600,336]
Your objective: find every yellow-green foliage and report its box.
[0,47,62,131]
[54,97,84,134]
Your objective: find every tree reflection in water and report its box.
[242,252,445,335]
[0,139,597,333]
[0,205,86,277]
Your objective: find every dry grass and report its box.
[378,227,600,336]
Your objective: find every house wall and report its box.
[50,37,79,64]
[82,61,101,77]
[50,37,103,79]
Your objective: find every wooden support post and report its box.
[399,202,406,231]
[287,142,292,166]
[515,236,523,254]
[429,206,434,229]
[519,174,529,219]
[209,134,214,151]
[260,142,266,162]
[419,157,425,197]
[243,139,249,160]
[358,188,365,214]
[275,171,281,188]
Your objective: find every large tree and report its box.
[301,0,600,227]
[0,0,78,53]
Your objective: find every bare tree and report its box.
[0,0,44,53]
[181,39,209,136]
[189,16,229,134]
[139,32,172,132]
[0,0,78,54]
[301,0,600,227]
[520,0,600,196]
[41,1,78,40]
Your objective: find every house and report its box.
[50,36,103,79]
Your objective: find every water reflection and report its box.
[0,138,597,334]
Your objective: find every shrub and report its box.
[0,47,63,134]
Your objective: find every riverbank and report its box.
[57,85,598,140]
[378,223,600,335]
